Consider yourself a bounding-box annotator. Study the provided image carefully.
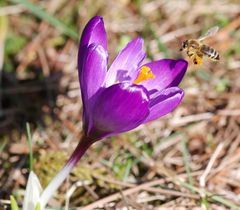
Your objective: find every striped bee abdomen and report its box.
[201,45,220,60]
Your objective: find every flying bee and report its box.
[180,26,220,65]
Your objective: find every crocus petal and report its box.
[144,87,184,123]
[78,16,107,73]
[105,37,146,86]
[79,16,107,50]
[80,44,108,101]
[138,59,188,92]
[79,44,108,132]
[89,83,150,138]
[23,171,42,210]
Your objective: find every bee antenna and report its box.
[175,36,183,51]
[175,35,182,43]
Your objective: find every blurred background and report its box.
[0,0,240,209]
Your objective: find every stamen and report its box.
[134,66,155,84]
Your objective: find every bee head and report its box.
[180,40,188,51]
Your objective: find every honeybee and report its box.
[180,26,220,65]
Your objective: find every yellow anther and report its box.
[134,66,155,84]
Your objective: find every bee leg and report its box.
[193,58,198,65]
[187,51,194,57]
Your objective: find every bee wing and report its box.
[198,26,219,41]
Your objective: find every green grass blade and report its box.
[8,0,79,40]
[181,138,194,186]
[0,15,8,44]
[0,138,7,152]
[10,196,19,210]
[35,202,41,210]
[177,180,240,210]
[26,122,33,171]
[201,196,210,210]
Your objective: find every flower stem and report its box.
[39,136,94,209]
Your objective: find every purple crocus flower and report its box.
[78,16,187,140]
[39,16,188,208]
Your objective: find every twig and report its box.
[169,112,213,127]
[199,142,224,189]
[218,109,240,116]
[196,141,225,209]
[77,179,198,210]
[65,180,91,210]
[199,142,225,210]
[0,5,25,16]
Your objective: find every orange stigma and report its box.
[134,66,155,84]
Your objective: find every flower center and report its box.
[134,66,155,84]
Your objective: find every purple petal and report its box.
[105,37,146,86]
[80,44,108,101]
[138,59,188,92]
[144,87,184,123]
[79,16,107,50]
[88,83,150,139]
[79,44,108,132]
[78,16,107,73]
